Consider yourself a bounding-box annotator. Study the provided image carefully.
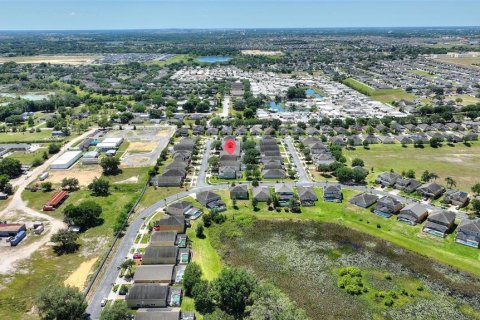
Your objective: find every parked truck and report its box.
[10,230,26,246]
[39,172,49,181]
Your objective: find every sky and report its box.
[0,0,479,30]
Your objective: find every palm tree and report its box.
[430,172,439,182]
[445,177,456,189]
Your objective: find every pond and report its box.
[305,88,322,99]
[196,56,231,63]
[269,101,286,112]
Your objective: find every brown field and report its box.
[63,258,98,289]
[127,141,158,153]
[435,55,480,67]
[46,165,102,186]
[0,55,99,65]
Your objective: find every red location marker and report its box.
[224,139,237,155]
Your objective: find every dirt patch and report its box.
[156,127,174,137]
[241,50,283,56]
[127,141,158,153]
[115,176,139,184]
[0,55,98,65]
[46,166,102,186]
[63,258,98,289]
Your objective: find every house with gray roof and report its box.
[417,182,445,199]
[398,203,428,225]
[253,187,270,202]
[394,178,421,194]
[349,193,378,208]
[373,196,403,218]
[455,219,480,248]
[135,309,180,320]
[443,190,469,208]
[230,184,249,200]
[275,184,294,206]
[196,191,226,211]
[297,186,318,206]
[263,169,286,179]
[423,210,456,237]
[375,172,401,187]
[133,265,175,284]
[323,185,342,202]
[155,176,183,187]
[150,231,178,247]
[126,284,169,308]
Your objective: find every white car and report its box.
[100,298,107,307]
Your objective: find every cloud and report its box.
[69,11,76,16]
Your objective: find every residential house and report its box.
[133,265,175,284]
[253,187,270,202]
[126,284,169,308]
[262,169,286,179]
[154,215,186,233]
[398,203,428,225]
[165,201,202,219]
[275,184,294,206]
[373,196,403,218]
[455,219,480,248]
[349,193,378,208]
[375,172,401,187]
[230,184,249,200]
[155,176,183,187]
[135,309,181,320]
[323,185,342,202]
[394,178,421,194]
[196,191,226,211]
[297,186,318,206]
[443,190,469,208]
[423,210,456,237]
[150,231,178,247]
[417,182,445,199]
[142,246,179,265]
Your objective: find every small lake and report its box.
[196,56,231,63]
[269,101,286,112]
[0,92,53,101]
[305,88,322,99]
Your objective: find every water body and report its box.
[305,88,322,99]
[269,101,286,112]
[0,92,53,101]
[196,56,231,63]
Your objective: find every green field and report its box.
[7,148,47,165]
[343,78,414,103]
[410,69,434,77]
[344,142,480,192]
[0,130,59,143]
[149,54,191,66]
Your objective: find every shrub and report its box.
[384,298,394,307]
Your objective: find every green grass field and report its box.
[344,142,480,192]
[0,130,58,143]
[7,148,47,165]
[149,54,191,66]
[343,78,414,103]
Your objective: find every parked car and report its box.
[100,298,107,307]
[133,252,142,259]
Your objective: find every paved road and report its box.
[196,139,211,187]
[284,137,310,183]
[221,96,230,118]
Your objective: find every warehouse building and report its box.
[97,137,123,151]
[50,151,82,169]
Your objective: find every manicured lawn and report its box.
[187,220,223,281]
[344,142,480,192]
[343,78,414,103]
[8,147,47,165]
[0,130,58,143]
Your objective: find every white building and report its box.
[50,151,82,169]
[97,137,124,151]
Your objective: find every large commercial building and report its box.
[49,150,82,169]
[96,137,123,151]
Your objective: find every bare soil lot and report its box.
[0,55,99,65]
[46,165,102,186]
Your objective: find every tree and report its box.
[41,181,53,192]
[414,140,424,148]
[336,167,354,183]
[61,178,79,191]
[192,280,216,314]
[430,137,443,148]
[0,174,9,191]
[100,300,129,320]
[184,262,203,296]
[212,267,256,317]
[51,229,79,255]
[204,310,235,320]
[0,158,22,178]
[88,177,110,196]
[251,198,259,210]
[48,143,61,154]
[37,284,87,320]
[471,183,480,195]
[471,199,480,215]
[100,157,120,175]
[98,117,112,129]
[421,170,437,183]
[251,179,259,187]
[63,201,103,230]
[120,259,135,278]
[351,158,364,167]
[245,282,307,320]
[196,223,205,238]
[362,140,369,149]
[405,169,416,179]
[445,177,456,189]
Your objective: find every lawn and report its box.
[344,142,480,192]
[0,130,60,143]
[149,54,192,66]
[7,147,47,165]
[343,78,414,103]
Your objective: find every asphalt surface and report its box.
[284,137,310,183]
